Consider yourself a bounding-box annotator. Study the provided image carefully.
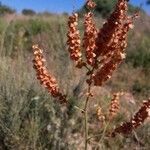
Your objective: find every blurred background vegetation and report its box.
[79,0,142,18]
[0,0,149,149]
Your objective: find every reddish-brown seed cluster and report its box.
[93,52,125,86]
[32,45,67,104]
[108,92,124,120]
[83,12,97,65]
[86,0,96,9]
[111,99,150,137]
[95,0,128,57]
[67,13,82,63]
[131,99,150,128]
[92,0,137,86]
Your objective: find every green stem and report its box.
[84,67,94,150]
[84,85,91,150]
[84,93,89,150]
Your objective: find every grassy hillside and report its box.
[0,12,149,149]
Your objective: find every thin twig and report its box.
[74,105,85,113]
[94,122,110,150]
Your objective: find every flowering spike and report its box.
[93,52,124,86]
[67,13,83,67]
[108,92,124,120]
[83,12,97,66]
[92,0,138,86]
[95,0,129,57]
[111,99,150,137]
[32,45,67,104]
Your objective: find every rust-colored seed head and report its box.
[131,99,150,128]
[83,12,97,65]
[95,0,130,57]
[86,0,96,9]
[67,13,82,65]
[93,52,125,86]
[111,99,150,137]
[93,19,133,85]
[92,0,137,86]
[32,45,67,104]
[108,92,123,120]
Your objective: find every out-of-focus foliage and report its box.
[79,0,141,18]
[147,0,150,5]
[0,1,15,15]
[127,36,150,69]
[22,9,36,16]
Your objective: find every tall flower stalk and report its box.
[32,0,149,149]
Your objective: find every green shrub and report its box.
[3,20,32,56]
[127,36,150,69]
[0,2,15,15]
[22,9,36,16]
[28,19,50,35]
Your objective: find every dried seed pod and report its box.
[93,19,133,86]
[67,13,82,65]
[93,52,125,86]
[32,45,67,104]
[96,106,105,124]
[108,92,124,120]
[111,99,150,137]
[92,0,137,86]
[95,0,129,57]
[83,12,97,65]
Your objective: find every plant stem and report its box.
[84,67,94,150]
[84,85,91,150]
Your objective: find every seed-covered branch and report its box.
[67,13,84,68]
[111,99,150,137]
[32,45,67,104]
[83,0,97,66]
